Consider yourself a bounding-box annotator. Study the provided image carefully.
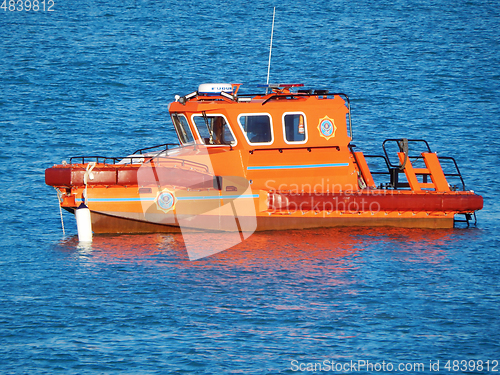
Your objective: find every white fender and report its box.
[75,203,92,242]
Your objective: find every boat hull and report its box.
[61,189,482,233]
[83,210,456,233]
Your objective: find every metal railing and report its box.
[69,143,181,165]
[132,143,180,155]
[353,139,467,191]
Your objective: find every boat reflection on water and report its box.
[54,226,468,269]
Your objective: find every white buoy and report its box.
[75,203,93,242]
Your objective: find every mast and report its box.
[266,7,276,94]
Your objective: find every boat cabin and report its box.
[168,83,358,193]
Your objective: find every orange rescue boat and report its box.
[45,83,483,237]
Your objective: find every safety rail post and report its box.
[436,156,466,191]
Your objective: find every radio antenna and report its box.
[266,7,276,94]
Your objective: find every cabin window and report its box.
[238,114,273,145]
[192,114,236,145]
[283,112,307,143]
[171,114,194,144]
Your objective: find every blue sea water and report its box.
[1,0,500,373]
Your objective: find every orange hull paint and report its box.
[80,210,456,234]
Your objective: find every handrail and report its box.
[70,156,119,164]
[132,143,180,155]
[178,88,354,141]
[259,91,349,104]
[382,139,432,169]
[145,156,210,173]
[69,143,181,165]
[69,154,210,173]
[249,145,341,154]
[437,156,466,191]
[362,154,392,174]
[360,153,467,191]
[261,93,303,106]
[70,155,152,165]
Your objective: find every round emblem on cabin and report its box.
[156,189,176,213]
[317,116,337,140]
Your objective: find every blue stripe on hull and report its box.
[247,163,349,170]
[78,194,258,203]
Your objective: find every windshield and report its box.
[192,114,236,145]
[172,114,194,144]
